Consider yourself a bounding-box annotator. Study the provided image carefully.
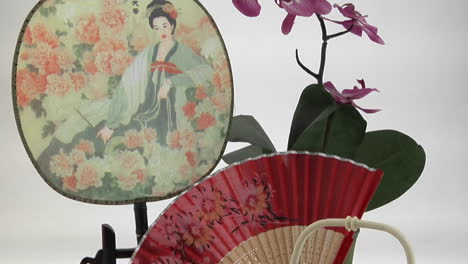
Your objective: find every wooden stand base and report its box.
[80,202,149,264]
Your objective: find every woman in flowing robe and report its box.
[36,0,214,195]
[98,0,213,147]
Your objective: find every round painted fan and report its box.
[130,152,383,264]
[12,0,233,204]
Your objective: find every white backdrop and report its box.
[1,0,467,263]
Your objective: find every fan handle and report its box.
[289,216,415,264]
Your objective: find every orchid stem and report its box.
[295,49,319,80]
[326,25,354,41]
[295,15,352,85]
[317,15,328,86]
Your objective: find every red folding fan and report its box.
[130,152,383,264]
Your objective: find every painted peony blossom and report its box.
[212,72,226,92]
[185,151,197,168]
[16,69,47,106]
[210,93,230,112]
[143,128,157,143]
[75,139,95,154]
[196,85,208,100]
[30,23,60,48]
[70,73,86,91]
[180,129,196,149]
[233,0,332,34]
[326,3,384,44]
[324,79,381,113]
[76,161,104,190]
[31,43,61,75]
[124,129,144,149]
[46,74,74,97]
[183,101,197,120]
[62,175,78,192]
[168,131,182,149]
[197,112,216,130]
[100,8,127,33]
[75,15,101,44]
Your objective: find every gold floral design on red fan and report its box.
[178,213,214,251]
[238,182,268,215]
[193,186,228,224]
[153,215,180,249]
[228,177,289,232]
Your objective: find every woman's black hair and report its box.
[147,0,177,34]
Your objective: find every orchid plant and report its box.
[224,1,426,263]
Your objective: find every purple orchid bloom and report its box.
[324,79,381,113]
[326,3,385,44]
[232,0,262,16]
[232,0,333,34]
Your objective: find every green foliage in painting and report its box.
[72,43,94,59]
[185,87,197,102]
[39,7,50,18]
[42,121,56,139]
[26,64,39,73]
[30,98,47,118]
[108,75,123,94]
[55,30,67,37]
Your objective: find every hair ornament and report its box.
[146,3,179,19]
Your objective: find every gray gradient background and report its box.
[1,0,467,263]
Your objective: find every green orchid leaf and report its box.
[290,105,336,153]
[288,84,335,150]
[291,104,367,159]
[323,104,367,158]
[222,145,264,165]
[353,130,426,211]
[228,115,276,153]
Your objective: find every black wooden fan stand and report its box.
[80,202,149,264]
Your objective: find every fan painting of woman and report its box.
[14,0,233,203]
